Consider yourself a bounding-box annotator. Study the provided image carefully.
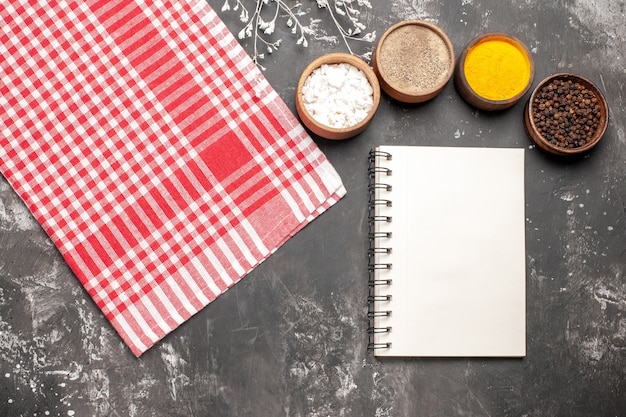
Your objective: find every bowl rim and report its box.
[373,20,455,101]
[295,52,381,140]
[524,72,609,155]
[456,32,535,106]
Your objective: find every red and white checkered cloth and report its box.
[0,0,345,356]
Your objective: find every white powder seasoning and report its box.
[301,63,374,129]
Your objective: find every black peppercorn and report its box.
[531,78,602,149]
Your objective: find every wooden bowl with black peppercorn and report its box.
[524,73,609,156]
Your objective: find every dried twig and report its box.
[221,0,375,70]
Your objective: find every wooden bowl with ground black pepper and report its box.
[296,52,380,140]
[524,73,609,156]
[373,20,454,103]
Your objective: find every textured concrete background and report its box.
[1,0,625,416]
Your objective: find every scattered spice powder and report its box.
[464,37,531,101]
[301,63,374,129]
[531,78,603,149]
[377,24,452,94]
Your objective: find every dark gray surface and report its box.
[1,1,625,416]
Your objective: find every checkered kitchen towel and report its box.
[0,0,346,356]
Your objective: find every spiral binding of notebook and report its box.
[367,148,393,352]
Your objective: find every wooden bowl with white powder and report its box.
[373,20,454,103]
[296,53,380,140]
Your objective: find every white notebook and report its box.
[368,146,526,357]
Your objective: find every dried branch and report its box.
[221,0,376,69]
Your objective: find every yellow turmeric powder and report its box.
[464,37,531,101]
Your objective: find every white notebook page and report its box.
[372,146,526,357]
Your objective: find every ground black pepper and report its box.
[531,78,602,149]
[378,24,452,94]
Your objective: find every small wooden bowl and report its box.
[372,20,454,103]
[295,52,380,140]
[524,73,608,156]
[454,32,534,111]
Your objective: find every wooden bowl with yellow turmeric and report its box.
[454,32,534,111]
